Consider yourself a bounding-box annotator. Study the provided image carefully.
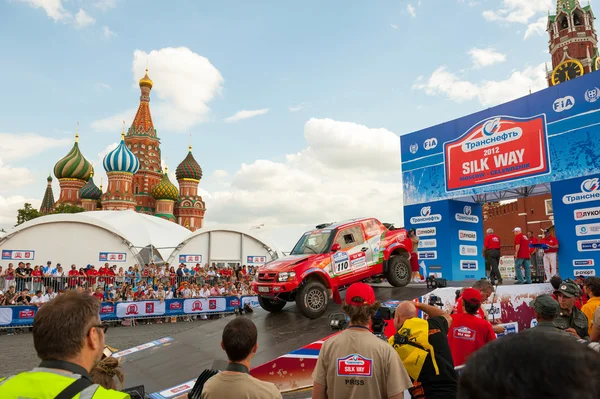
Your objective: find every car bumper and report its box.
[252,282,295,296]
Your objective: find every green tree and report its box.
[16,203,43,226]
[52,203,85,214]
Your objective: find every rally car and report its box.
[251,218,413,318]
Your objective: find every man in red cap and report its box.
[312,282,411,399]
[447,288,497,367]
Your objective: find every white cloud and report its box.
[0,195,41,229]
[469,48,506,68]
[0,133,70,162]
[524,16,548,39]
[95,82,111,91]
[390,24,398,29]
[90,108,136,133]
[483,0,552,24]
[17,0,71,22]
[224,108,269,123]
[74,8,95,28]
[92,47,224,133]
[94,0,118,12]
[407,4,417,18]
[102,25,116,38]
[288,103,305,112]
[414,63,547,107]
[0,158,34,189]
[212,170,229,179]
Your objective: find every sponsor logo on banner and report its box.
[455,206,480,223]
[100,305,115,314]
[230,299,240,307]
[576,223,600,236]
[416,227,436,237]
[1,250,35,260]
[99,252,126,262]
[574,206,600,221]
[459,230,477,241]
[562,178,600,204]
[460,260,478,270]
[247,256,267,264]
[578,239,600,251]
[460,245,478,256]
[424,138,438,150]
[333,251,350,274]
[169,302,182,310]
[113,337,175,359]
[0,308,12,326]
[573,259,595,267]
[574,269,596,276]
[418,239,437,248]
[241,296,259,309]
[336,354,373,377]
[410,207,442,224]
[116,301,166,318]
[350,252,367,269]
[444,115,550,192]
[418,251,437,260]
[585,87,600,103]
[183,298,227,313]
[158,379,197,398]
[553,96,575,112]
[179,254,202,264]
[19,309,35,318]
[409,143,418,154]
[482,302,501,320]
[453,327,476,340]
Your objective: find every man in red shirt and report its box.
[68,264,79,288]
[483,228,502,285]
[541,229,559,282]
[513,227,532,284]
[86,265,98,288]
[448,288,497,366]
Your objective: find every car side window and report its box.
[335,226,365,249]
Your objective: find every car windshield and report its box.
[290,230,333,255]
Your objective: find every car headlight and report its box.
[278,272,296,282]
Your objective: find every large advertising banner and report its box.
[551,174,600,278]
[401,71,600,205]
[448,201,485,281]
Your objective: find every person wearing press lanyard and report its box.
[200,318,281,399]
[312,283,412,399]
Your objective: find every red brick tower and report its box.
[174,145,206,231]
[125,70,163,214]
[547,1,598,86]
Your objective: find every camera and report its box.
[428,295,444,308]
[329,306,393,340]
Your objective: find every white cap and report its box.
[513,227,522,232]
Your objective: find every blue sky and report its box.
[0,0,584,246]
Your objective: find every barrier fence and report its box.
[0,296,260,328]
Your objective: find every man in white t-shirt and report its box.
[43,287,57,302]
[31,290,45,307]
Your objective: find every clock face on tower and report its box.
[551,60,584,85]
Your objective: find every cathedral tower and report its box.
[39,174,55,214]
[80,172,102,211]
[102,132,139,210]
[547,0,598,85]
[152,167,179,222]
[53,134,93,206]
[174,145,206,231]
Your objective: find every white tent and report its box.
[0,211,191,267]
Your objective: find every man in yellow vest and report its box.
[0,291,129,399]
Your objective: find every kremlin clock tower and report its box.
[547,0,599,86]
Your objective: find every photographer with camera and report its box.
[312,283,411,399]
[390,301,457,399]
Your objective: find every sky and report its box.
[0,0,585,249]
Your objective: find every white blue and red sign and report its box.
[336,354,373,377]
[179,254,202,264]
[1,250,35,260]
[99,252,126,262]
[247,256,267,264]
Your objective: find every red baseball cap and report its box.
[462,288,482,305]
[345,283,376,306]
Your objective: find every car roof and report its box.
[314,217,371,231]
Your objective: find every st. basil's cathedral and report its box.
[40,70,206,231]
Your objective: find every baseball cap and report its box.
[529,294,559,317]
[513,227,522,232]
[461,288,482,305]
[345,282,376,306]
[554,279,580,298]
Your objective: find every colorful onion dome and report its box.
[103,133,140,174]
[139,69,153,89]
[54,134,93,181]
[80,172,102,200]
[152,168,179,201]
[175,145,203,181]
[47,174,53,182]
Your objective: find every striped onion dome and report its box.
[54,135,93,181]
[80,173,102,200]
[152,169,179,201]
[175,145,203,181]
[103,134,140,174]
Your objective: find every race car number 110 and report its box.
[334,252,350,274]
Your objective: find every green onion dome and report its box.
[54,135,93,180]
[152,168,180,201]
[175,145,203,181]
[79,173,102,200]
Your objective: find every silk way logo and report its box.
[562,178,600,204]
[462,117,523,152]
[464,206,472,215]
[410,207,442,224]
[409,143,418,154]
[585,87,599,103]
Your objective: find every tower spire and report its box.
[75,121,79,142]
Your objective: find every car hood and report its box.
[260,254,313,272]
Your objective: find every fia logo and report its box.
[553,96,575,112]
[409,143,419,154]
[424,138,438,150]
[421,206,431,217]
[463,206,472,216]
[585,88,599,103]
[581,178,600,193]
[482,118,501,136]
